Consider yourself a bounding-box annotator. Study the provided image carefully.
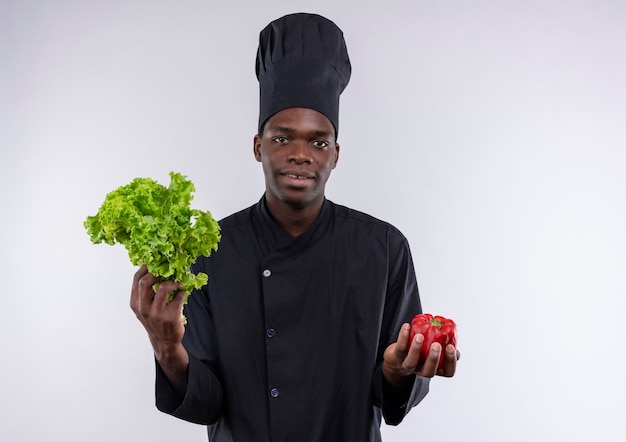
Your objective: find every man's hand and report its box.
[382,323,460,388]
[130,265,190,395]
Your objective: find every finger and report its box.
[416,342,442,378]
[135,270,160,317]
[437,344,457,377]
[393,323,412,356]
[401,332,424,369]
[165,287,187,314]
[153,285,187,333]
[130,265,150,313]
[153,280,184,306]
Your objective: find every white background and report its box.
[1,0,625,441]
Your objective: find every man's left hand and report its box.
[382,323,460,388]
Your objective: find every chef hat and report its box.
[255,13,352,137]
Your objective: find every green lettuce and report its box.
[84,171,221,302]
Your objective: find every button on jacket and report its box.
[155,197,429,441]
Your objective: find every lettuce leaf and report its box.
[84,171,221,302]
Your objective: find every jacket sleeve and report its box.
[378,370,430,425]
[155,354,223,425]
[373,229,430,425]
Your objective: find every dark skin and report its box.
[253,107,340,236]
[130,271,188,395]
[130,107,459,396]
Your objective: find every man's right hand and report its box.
[130,265,190,395]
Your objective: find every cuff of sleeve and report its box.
[155,357,184,414]
[382,374,415,410]
[155,354,223,425]
[380,373,430,425]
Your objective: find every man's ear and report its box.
[253,134,262,162]
[332,143,340,169]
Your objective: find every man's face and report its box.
[254,107,340,210]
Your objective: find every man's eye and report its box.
[313,140,329,148]
[273,136,288,143]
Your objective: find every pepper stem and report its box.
[431,318,444,328]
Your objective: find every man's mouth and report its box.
[282,173,314,180]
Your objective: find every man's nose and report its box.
[288,141,313,163]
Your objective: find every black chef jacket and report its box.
[155,197,429,441]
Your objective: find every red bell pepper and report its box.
[409,313,457,368]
